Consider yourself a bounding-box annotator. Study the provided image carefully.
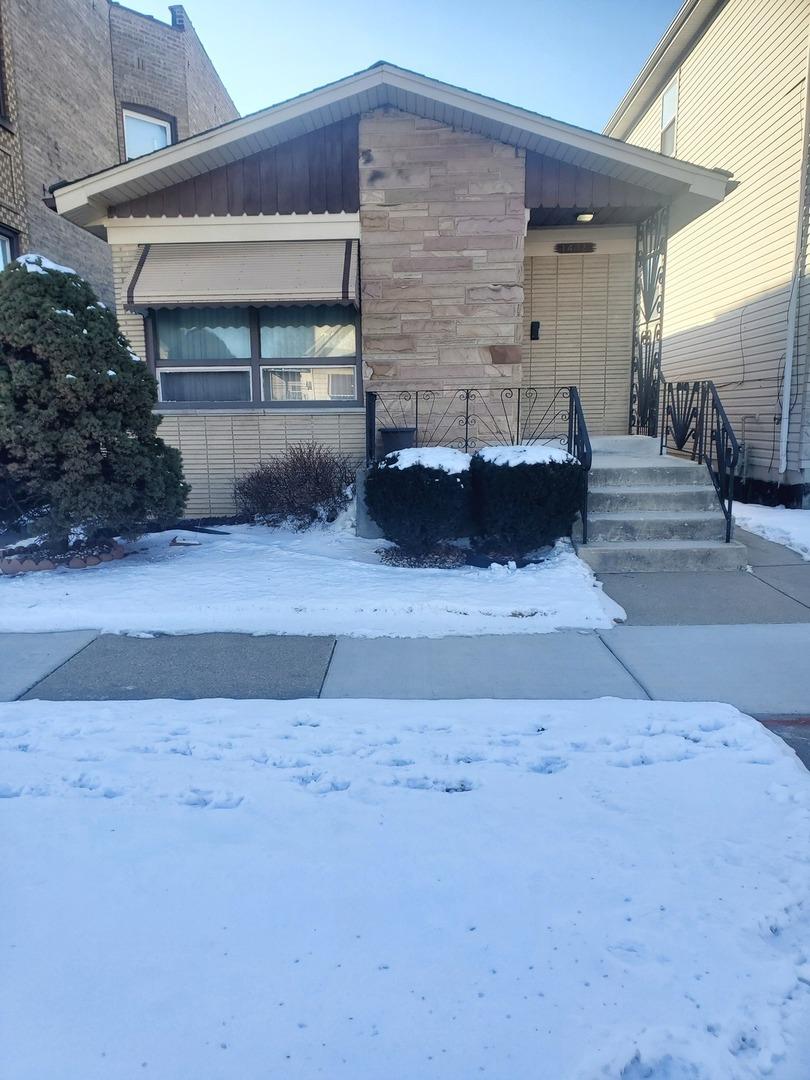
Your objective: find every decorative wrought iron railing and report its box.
[365,384,592,542]
[660,380,740,542]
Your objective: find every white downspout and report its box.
[779,24,810,474]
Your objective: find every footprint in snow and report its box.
[528,757,568,775]
[0,783,23,798]
[179,788,243,809]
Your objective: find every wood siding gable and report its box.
[110,116,359,217]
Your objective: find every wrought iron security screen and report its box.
[630,206,668,437]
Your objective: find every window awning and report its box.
[126,239,359,311]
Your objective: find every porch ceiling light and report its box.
[576,211,595,222]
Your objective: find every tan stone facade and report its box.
[358,109,526,390]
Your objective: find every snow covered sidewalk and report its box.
[0,518,623,636]
[2,697,809,1078]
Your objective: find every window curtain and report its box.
[160,370,251,402]
[156,308,251,361]
[259,305,356,358]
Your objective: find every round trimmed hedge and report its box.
[365,447,472,555]
[471,445,584,558]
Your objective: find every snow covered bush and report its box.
[471,445,585,558]
[234,442,356,528]
[0,255,187,552]
[365,447,472,557]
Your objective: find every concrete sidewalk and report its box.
[5,624,809,718]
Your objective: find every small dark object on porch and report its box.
[365,458,472,556]
[379,426,417,455]
[471,455,585,559]
[234,442,356,529]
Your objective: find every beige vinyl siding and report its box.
[158,411,366,516]
[624,0,810,480]
[522,252,634,435]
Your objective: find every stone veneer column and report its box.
[358,109,526,390]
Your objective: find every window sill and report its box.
[155,404,365,416]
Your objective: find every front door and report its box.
[522,227,636,436]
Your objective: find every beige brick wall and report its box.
[158,411,366,516]
[110,243,147,360]
[358,109,526,389]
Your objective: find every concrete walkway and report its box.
[5,623,809,718]
[598,528,810,624]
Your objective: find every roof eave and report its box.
[604,0,725,139]
[54,60,732,225]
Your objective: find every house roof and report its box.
[54,60,732,231]
[603,0,725,139]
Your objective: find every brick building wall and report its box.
[0,0,27,248]
[168,4,238,136]
[0,0,236,305]
[4,0,118,300]
[358,109,526,390]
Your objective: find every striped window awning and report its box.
[126,239,359,311]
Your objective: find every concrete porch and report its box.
[575,435,748,572]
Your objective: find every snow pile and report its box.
[734,501,810,560]
[2,697,808,1078]
[0,519,623,635]
[386,446,471,474]
[477,444,577,467]
[15,253,78,276]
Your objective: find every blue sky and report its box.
[133,0,682,131]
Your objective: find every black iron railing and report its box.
[660,380,740,542]
[365,384,592,542]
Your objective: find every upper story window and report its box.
[660,77,679,156]
[123,108,173,160]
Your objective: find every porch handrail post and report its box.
[365,391,376,463]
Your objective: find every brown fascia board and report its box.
[604,0,726,139]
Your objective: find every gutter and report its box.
[779,24,810,475]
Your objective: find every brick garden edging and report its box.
[0,543,127,576]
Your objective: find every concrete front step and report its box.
[589,463,709,487]
[576,539,748,573]
[581,511,728,543]
[589,484,719,512]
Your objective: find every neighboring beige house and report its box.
[54,62,730,516]
[606,0,810,501]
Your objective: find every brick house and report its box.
[0,0,236,304]
[54,62,731,516]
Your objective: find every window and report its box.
[155,308,251,361]
[123,108,173,160]
[261,365,357,403]
[660,77,678,156]
[151,305,360,409]
[259,306,356,358]
[0,226,18,269]
[159,369,252,403]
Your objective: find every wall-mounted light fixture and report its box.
[576,211,595,222]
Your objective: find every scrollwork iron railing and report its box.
[660,380,740,542]
[365,384,592,542]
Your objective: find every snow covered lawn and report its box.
[734,502,810,560]
[0,517,623,636]
[2,697,809,1079]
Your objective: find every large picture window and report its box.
[152,304,360,408]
